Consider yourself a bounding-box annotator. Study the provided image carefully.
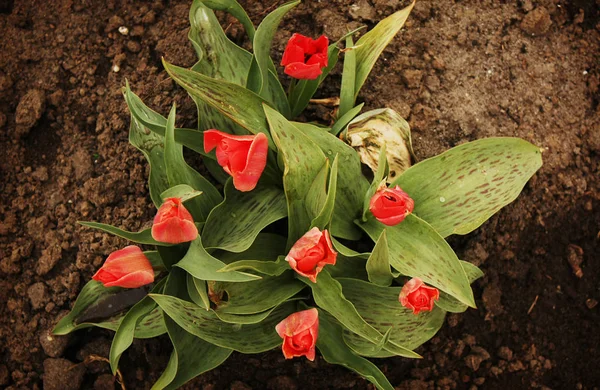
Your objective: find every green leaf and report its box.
[310,155,339,230]
[247,1,298,116]
[214,306,279,325]
[289,45,340,118]
[217,233,287,264]
[151,294,295,353]
[362,144,388,221]
[214,273,305,314]
[330,237,369,259]
[187,273,210,310]
[175,237,261,282]
[128,114,169,208]
[392,137,543,238]
[192,0,255,41]
[302,270,419,358]
[365,230,395,286]
[53,280,123,335]
[330,103,364,136]
[353,1,415,98]
[293,122,369,240]
[316,310,394,390]
[161,184,203,203]
[436,261,484,313]
[202,180,287,252]
[358,214,475,307]
[164,105,222,222]
[327,253,369,280]
[218,256,290,277]
[134,307,167,339]
[339,278,446,358]
[78,222,166,246]
[163,60,275,146]
[338,36,356,119]
[265,105,327,247]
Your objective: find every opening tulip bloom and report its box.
[151,197,198,244]
[204,130,269,192]
[285,227,337,283]
[369,184,415,226]
[281,33,329,80]
[399,277,440,315]
[92,246,154,288]
[275,308,319,361]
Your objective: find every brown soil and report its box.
[1,0,599,389]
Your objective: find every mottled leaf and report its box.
[339,278,445,358]
[217,233,287,264]
[152,294,295,353]
[193,0,255,41]
[214,305,279,324]
[187,273,210,310]
[358,215,475,307]
[134,307,167,339]
[392,138,543,238]
[365,230,395,286]
[317,310,394,390]
[436,261,484,313]
[202,179,287,252]
[78,222,167,246]
[175,236,261,282]
[310,155,339,230]
[218,256,290,277]
[265,105,327,247]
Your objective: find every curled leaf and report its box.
[343,108,414,182]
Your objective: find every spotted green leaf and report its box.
[134,307,167,339]
[214,305,280,324]
[151,294,295,353]
[175,237,261,282]
[293,122,369,240]
[310,155,339,230]
[213,272,304,314]
[302,270,419,358]
[338,36,357,118]
[339,278,445,358]
[365,230,396,287]
[392,137,543,238]
[353,1,415,98]
[187,273,210,311]
[202,179,287,252]
[78,222,166,246]
[317,310,394,390]
[218,256,290,277]
[192,0,255,41]
[265,105,327,247]
[161,184,202,204]
[436,261,484,313]
[217,233,287,264]
[358,215,475,307]
[163,60,275,147]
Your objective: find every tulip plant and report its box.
[53,1,543,389]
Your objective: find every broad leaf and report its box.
[78,222,166,246]
[353,1,415,98]
[202,179,287,252]
[265,105,327,246]
[213,273,305,314]
[175,237,261,282]
[365,230,395,286]
[358,215,475,307]
[392,137,543,238]
[214,306,279,325]
[193,0,255,41]
[217,233,287,264]
[317,311,394,390]
[164,105,222,222]
[310,155,339,230]
[293,122,369,240]
[436,261,484,313]
[134,307,167,339]
[163,60,274,146]
[302,270,419,358]
[152,294,295,353]
[218,256,290,277]
[339,278,445,358]
[161,184,203,203]
[187,273,210,310]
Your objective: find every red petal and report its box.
[103,270,155,288]
[281,41,305,66]
[92,246,154,288]
[284,62,323,80]
[152,218,198,244]
[203,129,225,153]
[230,132,268,192]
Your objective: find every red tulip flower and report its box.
[92,246,155,288]
[204,130,269,192]
[399,277,440,315]
[369,185,415,226]
[285,227,337,283]
[281,33,329,80]
[151,197,198,244]
[275,308,319,361]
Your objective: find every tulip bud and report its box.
[204,130,269,192]
[281,33,329,80]
[285,227,337,283]
[343,108,414,182]
[151,197,198,244]
[399,277,440,315]
[92,245,155,288]
[275,308,319,361]
[369,184,414,226]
